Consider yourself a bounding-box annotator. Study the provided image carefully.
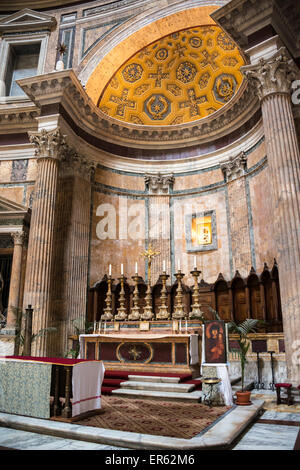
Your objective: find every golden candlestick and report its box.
[172,271,186,319]
[189,269,205,319]
[101,276,114,321]
[115,275,127,321]
[157,272,170,320]
[141,281,154,320]
[128,275,141,321]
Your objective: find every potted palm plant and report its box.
[228,318,259,405]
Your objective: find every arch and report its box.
[214,274,231,321]
[231,271,247,323]
[247,269,263,321]
[83,4,220,105]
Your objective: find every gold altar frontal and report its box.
[79,320,202,376]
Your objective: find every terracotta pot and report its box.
[235,390,252,405]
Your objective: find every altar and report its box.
[79,321,201,376]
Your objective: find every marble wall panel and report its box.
[90,190,146,286]
[173,168,223,192]
[247,139,266,169]
[0,186,24,205]
[171,189,231,285]
[248,164,276,271]
[94,167,145,191]
[0,161,12,183]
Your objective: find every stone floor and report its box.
[231,389,300,450]
[0,389,299,450]
[0,426,128,450]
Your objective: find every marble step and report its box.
[112,388,202,402]
[120,381,195,393]
[128,375,181,384]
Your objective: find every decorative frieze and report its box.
[17,69,259,148]
[221,151,247,182]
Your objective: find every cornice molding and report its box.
[0,8,56,34]
[211,0,300,59]
[17,69,259,150]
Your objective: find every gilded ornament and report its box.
[155,48,168,61]
[122,63,143,82]
[144,94,171,120]
[176,61,197,83]
[189,36,202,48]
[213,74,236,103]
[217,32,236,50]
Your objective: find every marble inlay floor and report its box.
[0,427,128,450]
[232,410,300,450]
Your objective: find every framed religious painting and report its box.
[204,320,227,363]
[185,210,217,252]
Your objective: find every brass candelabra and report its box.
[114,275,127,321]
[141,280,154,320]
[128,275,141,321]
[172,271,186,320]
[101,276,114,321]
[189,269,205,319]
[157,272,170,320]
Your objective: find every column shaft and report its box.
[261,93,300,382]
[6,232,25,329]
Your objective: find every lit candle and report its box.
[109,264,112,276]
[135,262,138,275]
[121,263,124,275]
[94,321,96,333]
[163,260,166,272]
[177,259,181,271]
[104,321,107,333]
[185,320,188,334]
[194,256,197,270]
[179,319,182,333]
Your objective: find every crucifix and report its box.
[140,243,161,284]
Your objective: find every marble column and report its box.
[23,128,66,356]
[50,149,94,356]
[242,48,300,383]
[5,231,26,330]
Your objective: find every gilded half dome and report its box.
[97,25,245,126]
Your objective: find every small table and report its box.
[202,377,221,407]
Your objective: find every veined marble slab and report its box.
[233,423,299,450]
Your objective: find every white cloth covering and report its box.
[216,364,234,407]
[189,334,199,365]
[71,361,105,417]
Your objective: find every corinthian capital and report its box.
[28,128,67,161]
[221,151,247,182]
[241,48,299,101]
[145,173,175,194]
[11,231,27,246]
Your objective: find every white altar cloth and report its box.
[72,360,105,417]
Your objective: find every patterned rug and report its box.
[77,396,231,439]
